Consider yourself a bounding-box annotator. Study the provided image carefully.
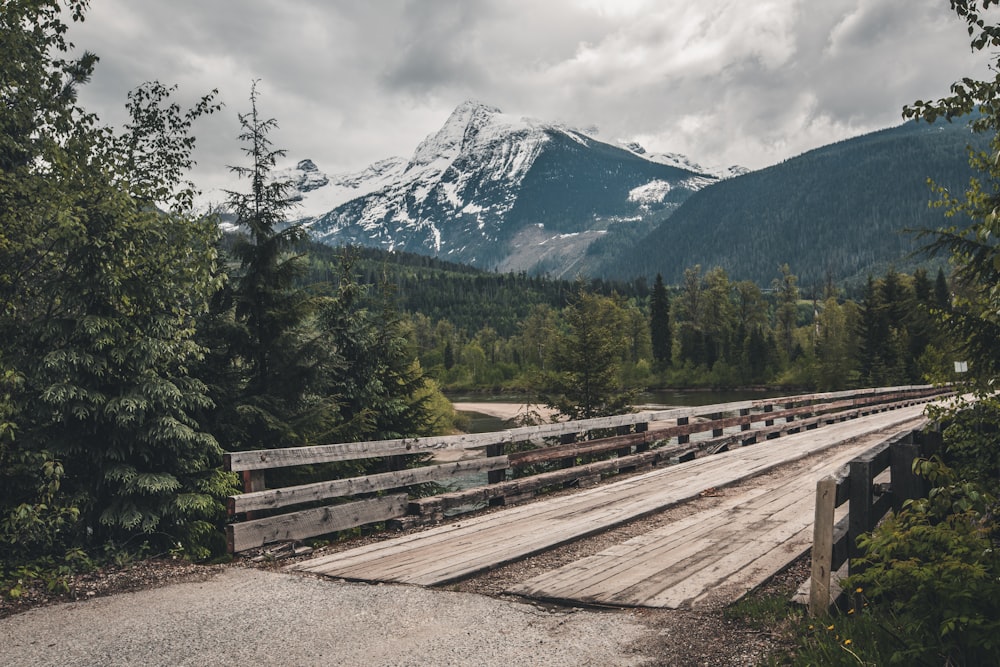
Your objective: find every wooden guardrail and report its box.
[808,424,944,616]
[224,385,947,554]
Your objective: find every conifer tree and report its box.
[212,83,340,451]
[650,273,671,368]
[537,288,635,420]
[1,1,235,561]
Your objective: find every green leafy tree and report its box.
[0,1,235,562]
[537,288,635,420]
[904,0,1000,386]
[813,296,858,390]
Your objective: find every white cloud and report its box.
[65,0,990,201]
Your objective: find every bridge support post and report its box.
[635,422,649,452]
[890,439,923,512]
[848,458,875,577]
[487,442,506,506]
[763,404,774,427]
[677,417,689,446]
[241,470,265,520]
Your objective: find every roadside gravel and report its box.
[1,567,658,667]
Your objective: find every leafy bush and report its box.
[848,459,1000,665]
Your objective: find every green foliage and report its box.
[0,1,237,566]
[534,288,637,420]
[846,459,1000,666]
[650,273,671,367]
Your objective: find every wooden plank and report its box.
[229,456,510,514]
[508,441,872,609]
[290,407,932,587]
[227,494,407,553]
[809,476,836,616]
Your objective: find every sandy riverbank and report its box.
[452,401,557,423]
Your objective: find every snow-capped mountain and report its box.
[288,101,728,275]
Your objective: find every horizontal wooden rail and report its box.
[224,385,943,472]
[229,457,511,515]
[227,494,409,554]
[508,432,649,467]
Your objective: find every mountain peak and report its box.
[409,100,537,169]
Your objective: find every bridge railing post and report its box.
[809,476,837,616]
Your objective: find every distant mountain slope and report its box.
[599,119,987,287]
[286,101,720,276]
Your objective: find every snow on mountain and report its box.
[289,101,725,273]
[620,142,748,181]
[274,156,407,218]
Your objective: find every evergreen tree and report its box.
[537,289,635,420]
[0,1,234,561]
[773,264,800,361]
[650,273,671,367]
[211,83,338,451]
[317,256,434,441]
[934,267,951,311]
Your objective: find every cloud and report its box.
[66,0,991,199]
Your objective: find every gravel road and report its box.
[0,567,657,667]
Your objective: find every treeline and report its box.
[330,250,955,394]
[301,242,649,337]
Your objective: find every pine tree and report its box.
[537,288,635,420]
[650,273,672,368]
[212,83,339,451]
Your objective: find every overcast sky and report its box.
[67,0,989,204]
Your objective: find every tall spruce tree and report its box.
[214,83,338,450]
[650,273,671,368]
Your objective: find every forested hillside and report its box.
[302,243,648,337]
[601,118,989,287]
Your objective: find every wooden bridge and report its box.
[225,386,948,609]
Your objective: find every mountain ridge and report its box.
[283,100,724,272]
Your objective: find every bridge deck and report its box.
[506,441,868,608]
[290,406,927,605]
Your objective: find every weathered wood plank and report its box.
[226,494,407,554]
[509,443,868,609]
[290,407,931,587]
[229,457,509,514]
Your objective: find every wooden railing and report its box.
[808,424,944,615]
[224,385,947,554]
